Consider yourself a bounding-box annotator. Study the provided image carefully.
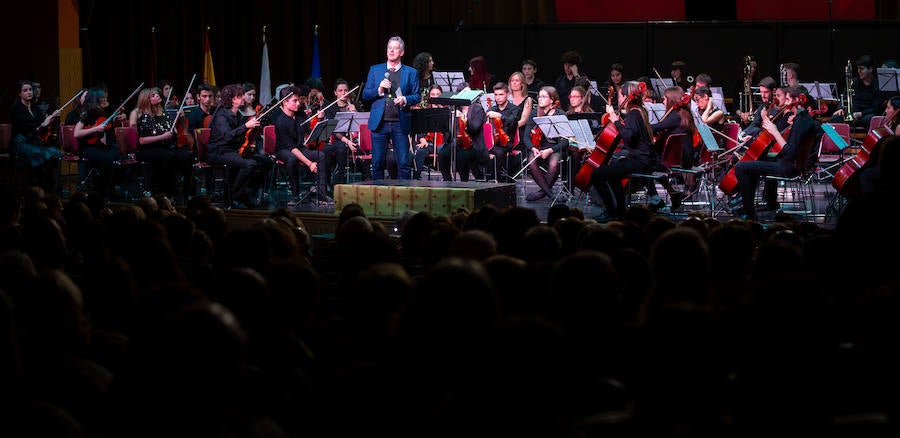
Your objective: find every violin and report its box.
[457,116,473,150]
[169,74,198,150]
[424,131,444,146]
[241,91,295,157]
[485,97,510,147]
[85,82,144,145]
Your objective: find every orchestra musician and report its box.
[207,83,273,209]
[412,52,436,94]
[133,87,193,200]
[413,85,447,180]
[589,81,656,221]
[649,85,694,210]
[9,80,62,193]
[468,56,493,91]
[738,76,778,141]
[361,36,420,180]
[274,86,330,206]
[508,71,535,149]
[670,60,691,91]
[439,97,488,182]
[831,55,884,128]
[522,59,545,95]
[73,88,125,197]
[187,83,217,132]
[524,86,569,202]
[732,86,822,220]
[486,82,521,183]
[324,79,360,188]
[555,50,586,110]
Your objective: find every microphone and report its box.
[383,72,392,97]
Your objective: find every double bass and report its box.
[832,108,899,198]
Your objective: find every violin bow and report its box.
[57,89,86,113]
[299,84,360,127]
[101,82,144,128]
[169,73,198,131]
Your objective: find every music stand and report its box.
[335,111,370,183]
[803,82,836,101]
[430,93,478,181]
[433,71,466,94]
[651,78,674,101]
[711,87,728,115]
[300,119,338,205]
[877,68,900,96]
[411,107,451,178]
[532,115,577,204]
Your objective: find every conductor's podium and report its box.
[334,179,516,217]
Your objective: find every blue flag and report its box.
[311,25,321,79]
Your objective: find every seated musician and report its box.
[524,86,569,202]
[738,76,778,141]
[187,83,217,132]
[413,85,447,180]
[486,82,521,183]
[324,79,360,189]
[690,86,725,195]
[439,97,488,182]
[732,86,821,220]
[830,55,885,129]
[649,85,694,210]
[133,87,193,201]
[275,86,330,206]
[207,83,274,209]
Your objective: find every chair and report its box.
[868,115,886,133]
[759,133,820,221]
[59,124,89,195]
[191,127,231,207]
[262,124,285,193]
[505,129,524,183]
[0,123,14,184]
[114,126,151,200]
[481,122,498,182]
[356,123,373,179]
[813,122,850,183]
[627,133,687,209]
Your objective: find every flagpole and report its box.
[260,25,272,106]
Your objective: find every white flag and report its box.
[259,33,272,106]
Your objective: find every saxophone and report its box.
[419,87,428,109]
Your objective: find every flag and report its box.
[259,31,272,106]
[311,25,321,79]
[202,32,217,86]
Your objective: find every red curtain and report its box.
[555,0,874,22]
[554,0,685,22]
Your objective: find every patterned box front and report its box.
[374,186,395,217]
[391,187,414,216]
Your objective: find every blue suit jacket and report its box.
[362,63,420,134]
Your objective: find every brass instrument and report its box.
[843,59,855,123]
[419,86,428,109]
[779,63,787,87]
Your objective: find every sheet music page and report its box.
[644,102,666,124]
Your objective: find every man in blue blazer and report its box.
[362,36,420,180]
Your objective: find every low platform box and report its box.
[334,179,517,217]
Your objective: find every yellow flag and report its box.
[203,33,216,86]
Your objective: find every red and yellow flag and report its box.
[202,33,216,86]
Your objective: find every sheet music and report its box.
[821,122,849,150]
[876,68,900,92]
[695,121,720,151]
[644,102,666,124]
[567,119,594,149]
[451,87,484,102]
[711,87,728,115]
[650,78,674,101]
[334,111,370,133]
[533,115,574,139]
[801,82,837,100]
[433,71,466,94]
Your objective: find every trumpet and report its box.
[843,59,855,123]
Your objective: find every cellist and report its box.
[648,85,694,210]
[732,86,821,220]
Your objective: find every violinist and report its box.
[324,79,360,188]
[134,87,193,200]
[9,80,62,193]
[589,81,656,221]
[524,86,569,201]
[670,60,691,91]
[486,82,521,183]
[187,83,217,132]
[73,88,124,197]
[732,86,821,220]
[159,79,179,109]
[413,85,447,180]
[207,83,272,209]
[275,86,330,206]
[522,59,545,95]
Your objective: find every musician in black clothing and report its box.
[486,82,521,182]
[831,54,884,128]
[439,100,488,182]
[733,86,821,220]
[207,83,274,209]
[413,85,447,180]
[275,86,330,206]
[522,59,545,95]
[524,86,569,202]
[739,76,777,140]
[187,83,217,132]
[324,79,360,189]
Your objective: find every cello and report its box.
[832,108,899,197]
[573,86,622,192]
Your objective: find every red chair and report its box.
[482,122,498,182]
[191,127,231,207]
[356,123,373,178]
[814,122,851,182]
